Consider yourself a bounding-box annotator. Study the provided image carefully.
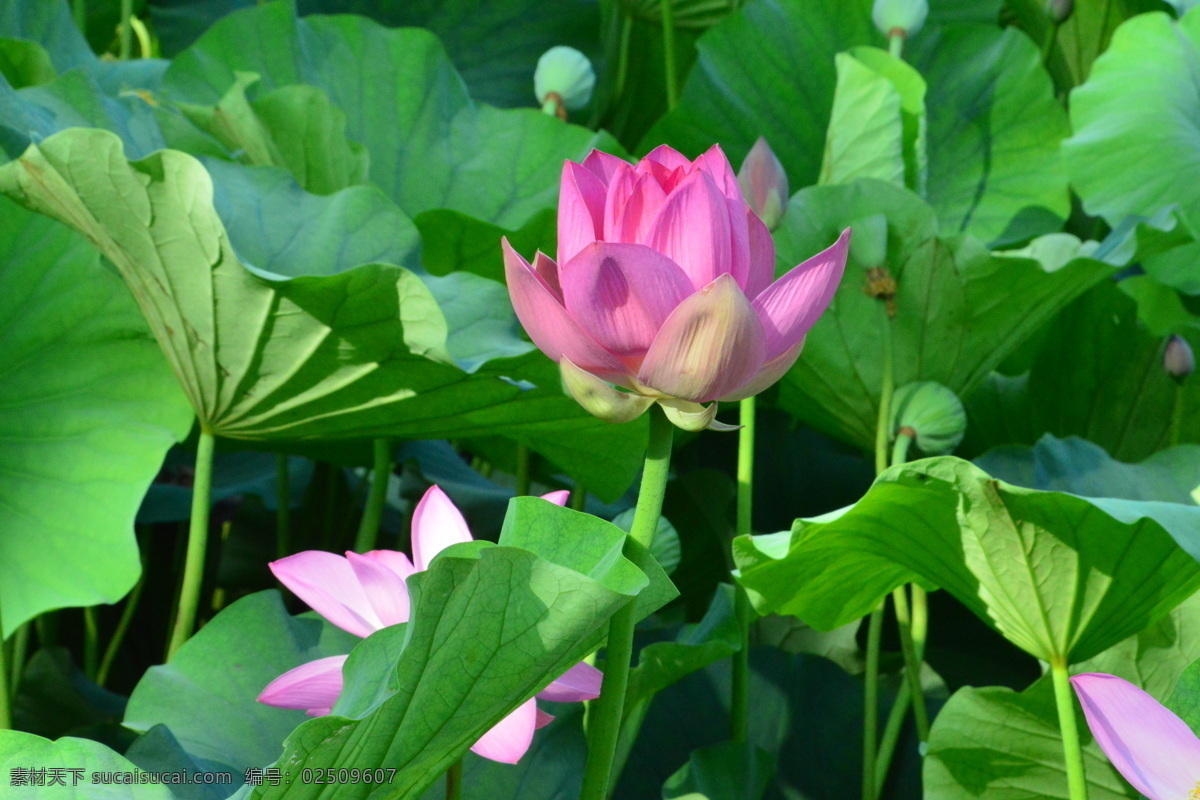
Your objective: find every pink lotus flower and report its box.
[1071,672,1200,799]
[257,486,601,765]
[503,144,848,431]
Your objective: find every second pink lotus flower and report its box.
[257,486,602,765]
[504,144,848,430]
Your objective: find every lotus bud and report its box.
[872,0,928,38]
[1046,0,1073,22]
[890,381,966,455]
[534,46,595,120]
[1164,335,1194,383]
[737,137,789,231]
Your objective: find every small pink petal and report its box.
[346,551,411,627]
[558,162,607,267]
[535,709,555,729]
[752,229,849,360]
[411,486,473,573]
[1072,673,1200,800]
[581,151,631,186]
[737,137,788,231]
[470,698,538,764]
[641,144,692,172]
[361,549,417,582]
[538,662,602,702]
[743,210,776,301]
[602,167,637,241]
[257,655,347,714]
[638,274,767,402]
[561,242,694,361]
[606,172,667,244]
[540,490,570,506]
[502,239,629,380]
[269,552,380,638]
[693,144,741,201]
[646,170,735,291]
[533,252,562,299]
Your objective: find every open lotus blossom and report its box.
[503,144,848,432]
[1071,672,1200,799]
[257,485,601,765]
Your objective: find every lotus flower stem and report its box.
[516,442,532,496]
[581,405,674,800]
[862,604,885,800]
[615,13,633,101]
[0,601,10,729]
[660,0,679,109]
[9,622,28,700]
[96,573,144,688]
[119,0,133,60]
[275,454,291,558]
[444,759,462,800]
[1051,658,1090,800]
[354,439,392,553]
[1170,384,1184,447]
[874,679,911,796]
[167,427,215,660]
[890,588,929,742]
[731,396,757,743]
[83,606,99,680]
[888,31,904,59]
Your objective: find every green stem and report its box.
[444,759,462,800]
[97,575,144,688]
[874,679,911,797]
[890,431,912,472]
[571,484,587,511]
[10,623,28,699]
[83,607,99,681]
[862,605,884,800]
[1051,658,1090,800]
[1170,384,1184,448]
[275,454,291,559]
[516,442,532,497]
[660,0,679,110]
[890,587,930,743]
[581,406,674,800]
[888,31,904,59]
[731,396,756,743]
[1041,19,1061,70]
[609,697,652,796]
[119,0,133,60]
[614,12,633,101]
[0,600,10,729]
[911,585,928,661]
[354,439,392,553]
[167,427,215,660]
[874,325,895,475]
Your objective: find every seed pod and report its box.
[890,381,966,455]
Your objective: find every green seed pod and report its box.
[534,46,595,113]
[890,381,966,455]
[872,0,929,38]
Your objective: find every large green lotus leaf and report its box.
[924,593,1200,799]
[647,0,1068,244]
[976,435,1200,505]
[962,282,1200,460]
[0,732,177,800]
[733,457,1200,663]
[0,0,94,73]
[250,498,676,800]
[1166,654,1200,731]
[0,39,56,89]
[0,197,191,637]
[906,24,1070,244]
[770,180,1108,453]
[150,0,599,109]
[0,128,644,501]
[1065,9,1200,230]
[818,47,927,192]
[0,69,166,161]
[125,591,359,780]
[203,159,420,275]
[175,72,369,195]
[160,1,618,228]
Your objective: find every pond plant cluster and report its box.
[1,0,1199,798]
